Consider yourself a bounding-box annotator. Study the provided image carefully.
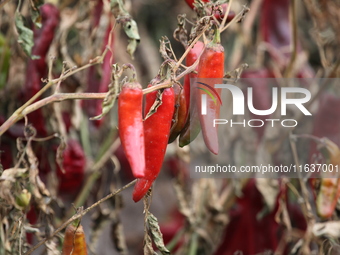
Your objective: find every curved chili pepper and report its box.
[118,81,145,178]
[196,29,224,155]
[132,86,175,202]
[168,83,187,143]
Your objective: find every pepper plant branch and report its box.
[219,0,233,29]
[24,179,137,255]
[284,0,298,78]
[0,48,109,136]
[220,5,250,33]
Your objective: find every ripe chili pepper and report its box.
[56,139,86,195]
[118,80,145,178]
[132,86,175,202]
[168,83,187,143]
[196,29,224,155]
[62,221,88,255]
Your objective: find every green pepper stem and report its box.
[213,27,221,44]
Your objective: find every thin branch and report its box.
[284,0,298,78]
[24,179,137,255]
[219,0,233,30]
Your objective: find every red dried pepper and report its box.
[118,80,145,178]
[168,83,187,143]
[56,139,86,194]
[196,29,224,155]
[132,86,175,202]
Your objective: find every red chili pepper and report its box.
[168,83,187,143]
[196,29,224,155]
[118,81,145,178]
[132,86,175,202]
[56,139,86,195]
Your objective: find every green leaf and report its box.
[0,33,10,89]
[15,12,34,57]
[147,212,170,255]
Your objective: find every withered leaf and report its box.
[147,212,170,255]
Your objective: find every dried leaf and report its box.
[313,221,340,238]
[56,137,66,174]
[144,90,163,120]
[90,64,123,121]
[147,212,170,255]
[126,38,138,59]
[15,12,35,58]
[173,14,188,47]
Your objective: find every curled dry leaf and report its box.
[147,212,170,255]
